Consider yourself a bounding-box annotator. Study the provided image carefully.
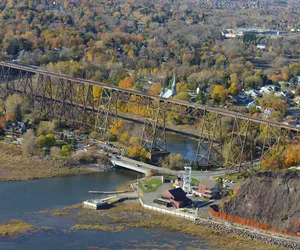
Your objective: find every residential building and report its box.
[197,180,222,199]
[4,121,30,138]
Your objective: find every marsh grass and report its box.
[0,143,90,181]
[72,224,124,232]
[0,220,35,237]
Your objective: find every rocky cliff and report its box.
[223,171,300,233]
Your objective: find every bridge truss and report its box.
[0,62,299,174]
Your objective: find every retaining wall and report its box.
[139,198,195,221]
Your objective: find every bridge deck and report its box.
[110,156,181,176]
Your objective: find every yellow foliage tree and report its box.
[176,82,188,93]
[92,86,102,103]
[109,120,124,136]
[211,85,228,104]
[128,50,134,57]
[119,77,133,89]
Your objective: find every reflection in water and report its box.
[166,133,198,161]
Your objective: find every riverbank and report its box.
[0,143,95,181]
[48,200,286,250]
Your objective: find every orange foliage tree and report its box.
[284,144,300,166]
[148,83,161,95]
[118,77,133,89]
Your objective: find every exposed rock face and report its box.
[223,171,300,233]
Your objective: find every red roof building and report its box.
[161,187,192,209]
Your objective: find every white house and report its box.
[257,44,267,50]
[259,85,276,96]
[245,89,259,98]
[247,101,261,110]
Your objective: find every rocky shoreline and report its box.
[195,218,300,250]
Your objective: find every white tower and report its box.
[182,166,192,193]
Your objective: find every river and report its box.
[166,133,198,161]
[0,171,210,250]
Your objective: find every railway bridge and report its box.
[0,62,299,173]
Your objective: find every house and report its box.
[245,89,260,98]
[197,180,222,199]
[160,72,176,98]
[259,85,277,95]
[247,101,261,110]
[159,187,192,209]
[256,44,267,50]
[235,95,252,105]
[4,121,30,138]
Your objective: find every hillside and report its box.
[223,171,300,233]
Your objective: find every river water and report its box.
[166,133,198,161]
[0,171,210,250]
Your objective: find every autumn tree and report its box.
[228,82,239,96]
[125,146,148,161]
[161,153,183,170]
[174,92,190,101]
[284,144,300,167]
[176,82,189,93]
[118,77,133,89]
[5,94,23,115]
[211,85,228,104]
[37,121,57,136]
[245,75,263,89]
[148,83,161,95]
[21,129,37,156]
[261,146,286,170]
[109,120,124,137]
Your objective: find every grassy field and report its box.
[138,178,163,193]
[0,220,35,237]
[0,143,90,181]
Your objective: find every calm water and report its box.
[0,171,210,249]
[166,133,198,161]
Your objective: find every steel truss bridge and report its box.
[0,62,299,174]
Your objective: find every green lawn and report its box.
[138,178,163,193]
[191,177,200,186]
[164,175,177,180]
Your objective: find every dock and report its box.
[89,190,130,194]
[83,196,117,210]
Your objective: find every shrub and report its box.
[62,145,72,155]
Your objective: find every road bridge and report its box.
[110,156,181,176]
[0,62,299,174]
